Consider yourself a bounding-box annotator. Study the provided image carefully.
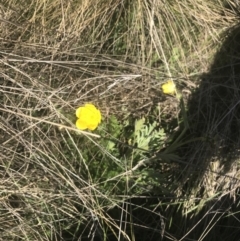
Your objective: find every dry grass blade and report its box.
[0,0,240,240]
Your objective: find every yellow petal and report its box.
[76,119,88,130]
[85,103,97,110]
[87,123,98,131]
[162,80,176,95]
[95,109,101,123]
[75,103,102,130]
[76,106,83,118]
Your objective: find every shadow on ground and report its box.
[161,23,240,240]
[179,23,240,194]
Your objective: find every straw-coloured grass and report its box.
[1,0,240,240]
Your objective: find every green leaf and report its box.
[135,118,145,132]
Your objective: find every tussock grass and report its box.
[1,0,240,240]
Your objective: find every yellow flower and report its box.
[161,80,176,95]
[75,104,101,131]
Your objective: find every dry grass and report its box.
[0,0,240,240]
